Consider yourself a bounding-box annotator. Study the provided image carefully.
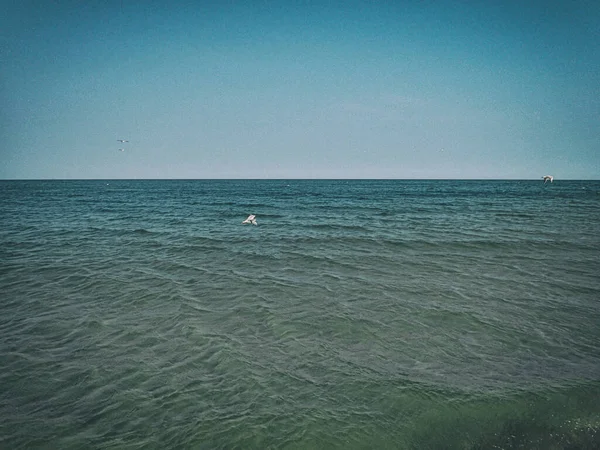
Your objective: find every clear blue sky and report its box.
[2,0,599,179]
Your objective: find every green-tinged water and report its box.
[1,179,599,449]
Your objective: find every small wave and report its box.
[131,228,153,235]
[311,223,370,232]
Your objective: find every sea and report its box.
[1,179,599,449]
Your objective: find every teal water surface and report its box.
[1,179,599,449]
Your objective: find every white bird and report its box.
[543,175,554,183]
[117,139,129,143]
[242,214,257,225]
[118,148,125,152]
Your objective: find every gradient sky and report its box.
[2,0,599,179]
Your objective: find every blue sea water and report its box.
[1,179,599,449]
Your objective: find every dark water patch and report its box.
[311,223,371,232]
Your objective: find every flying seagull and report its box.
[543,175,554,183]
[118,148,125,152]
[117,139,129,143]
[242,214,257,225]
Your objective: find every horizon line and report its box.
[1,177,597,182]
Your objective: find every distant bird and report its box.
[242,214,257,225]
[543,175,554,183]
[117,139,129,143]
[118,148,125,152]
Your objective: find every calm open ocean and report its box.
[1,179,599,449]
